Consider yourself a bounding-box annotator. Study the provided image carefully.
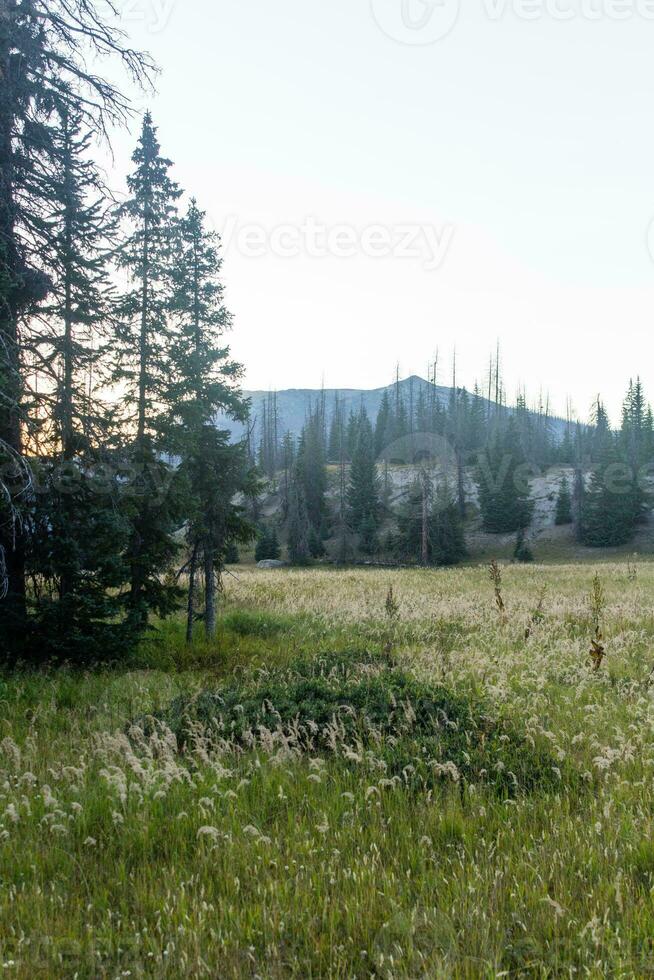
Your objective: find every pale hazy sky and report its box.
[103,0,654,423]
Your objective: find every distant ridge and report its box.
[218,375,571,445]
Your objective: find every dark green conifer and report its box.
[165,198,255,640]
[296,409,328,534]
[476,418,534,534]
[287,478,311,565]
[396,477,466,566]
[114,113,184,632]
[347,408,380,549]
[555,476,573,526]
[255,527,281,563]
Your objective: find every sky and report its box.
[99,0,654,423]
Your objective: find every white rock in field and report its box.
[256,559,285,569]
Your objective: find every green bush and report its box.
[149,652,569,797]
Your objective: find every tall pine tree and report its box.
[347,407,380,554]
[476,418,534,534]
[23,100,130,659]
[114,114,184,631]
[0,0,152,660]
[165,199,254,641]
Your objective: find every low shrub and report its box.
[147,652,569,797]
[221,609,299,639]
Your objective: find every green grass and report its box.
[2,562,654,977]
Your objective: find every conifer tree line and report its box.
[253,363,654,566]
[0,0,255,663]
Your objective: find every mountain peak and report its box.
[216,376,568,444]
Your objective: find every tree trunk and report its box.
[421,471,429,567]
[204,543,216,639]
[61,109,74,463]
[456,450,466,519]
[573,466,584,542]
[0,4,27,655]
[129,172,150,617]
[186,542,199,645]
[137,219,150,444]
[59,110,75,603]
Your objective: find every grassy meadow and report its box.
[2,561,654,977]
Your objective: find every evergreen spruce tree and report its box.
[0,0,152,660]
[559,424,574,466]
[24,101,130,659]
[40,103,116,459]
[468,386,486,453]
[26,465,131,662]
[287,476,311,565]
[185,429,256,639]
[555,476,573,526]
[268,527,281,561]
[621,379,648,467]
[645,407,654,460]
[414,387,429,435]
[431,482,468,566]
[224,542,240,564]
[308,526,327,559]
[581,441,640,547]
[396,478,430,564]
[255,526,281,563]
[476,418,534,534]
[374,390,392,456]
[396,476,466,566]
[280,431,295,521]
[620,379,649,525]
[258,392,280,478]
[589,397,612,463]
[114,114,184,632]
[295,409,328,535]
[327,394,344,462]
[165,199,254,640]
[445,382,468,519]
[347,408,380,553]
[580,388,647,548]
[346,409,360,461]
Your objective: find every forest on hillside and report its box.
[252,372,654,567]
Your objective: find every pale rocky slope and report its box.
[259,463,654,562]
